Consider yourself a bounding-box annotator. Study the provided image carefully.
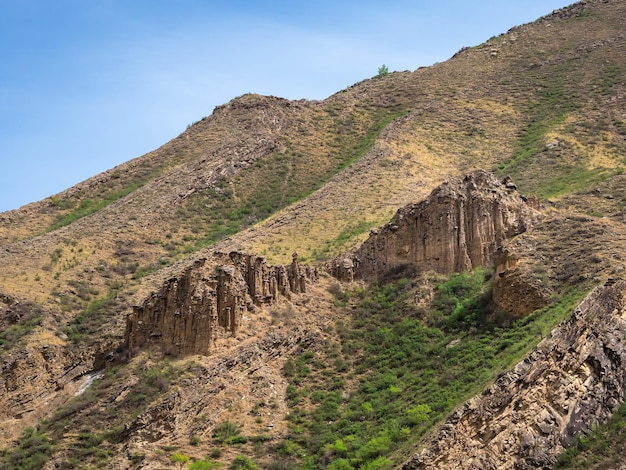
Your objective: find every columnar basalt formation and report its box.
[329,171,540,282]
[125,251,317,356]
[403,280,626,470]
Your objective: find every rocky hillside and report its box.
[404,280,626,470]
[0,0,625,469]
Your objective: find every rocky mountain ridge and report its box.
[0,0,625,468]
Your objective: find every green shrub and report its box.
[229,455,258,470]
[213,422,243,444]
[171,452,190,469]
[360,456,393,470]
[278,272,587,468]
[1,427,52,470]
[376,65,389,78]
[189,458,224,470]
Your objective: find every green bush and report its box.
[278,272,586,468]
[376,65,389,78]
[1,427,52,470]
[229,455,257,470]
[213,422,243,444]
[171,452,190,469]
[189,458,223,470]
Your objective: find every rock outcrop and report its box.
[125,251,317,356]
[329,170,540,282]
[403,280,626,470]
[492,240,553,318]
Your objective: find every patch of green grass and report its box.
[0,426,53,470]
[0,301,44,350]
[49,191,128,232]
[600,65,623,95]
[63,286,122,344]
[46,180,149,232]
[497,74,578,177]
[212,422,248,445]
[312,220,373,261]
[277,271,587,468]
[496,62,625,198]
[533,166,624,199]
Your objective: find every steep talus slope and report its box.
[0,0,625,468]
[404,280,626,470]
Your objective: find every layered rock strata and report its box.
[125,251,317,356]
[403,280,626,470]
[329,170,540,281]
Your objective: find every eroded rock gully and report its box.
[328,170,540,282]
[403,280,626,470]
[125,251,318,356]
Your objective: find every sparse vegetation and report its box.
[171,452,191,469]
[172,106,408,260]
[0,427,53,470]
[62,286,122,344]
[557,401,626,468]
[46,181,148,232]
[213,422,247,445]
[0,301,44,350]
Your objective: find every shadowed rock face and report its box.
[125,251,317,356]
[329,170,540,282]
[403,280,626,470]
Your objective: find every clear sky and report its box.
[0,0,571,213]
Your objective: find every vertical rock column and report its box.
[328,170,540,281]
[125,252,318,356]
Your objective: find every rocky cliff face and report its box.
[403,280,626,470]
[329,170,540,282]
[125,251,317,356]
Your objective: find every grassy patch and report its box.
[0,426,53,470]
[276,271,587,468]
[312,220,372,261]
[496,61,625,198]
[533,166,624,199]
[497,74,578,177]
[62,285,123,344]
[46,181,148,232]
[0,301,44,350]
[173,107,408,257]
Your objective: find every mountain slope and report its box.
[0,0,625,468]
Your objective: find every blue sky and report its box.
[0,1,570,212]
